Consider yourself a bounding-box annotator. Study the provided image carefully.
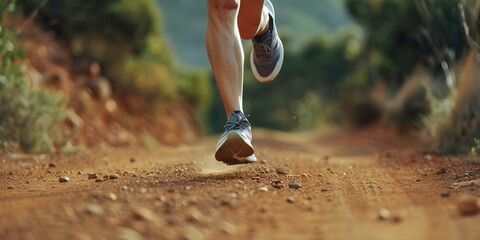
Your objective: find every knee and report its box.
[208,0,240,19]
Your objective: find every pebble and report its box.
[59,176,70,183]
[458,197,480,216]
[108,193,118,201]
[378,208,391,220]
[117,227,144,240]
[288,181,302,189]
[251,176,261,180]
[96,178,104,182]
[132,207,157,221]
[258,186,269,192]
[88,173,98,179]
[271,180,285,189]
[85,204,104,215]
[440,192,450,198]
[219,221,237,235]
[186,207,204,223]
[7,186,14,189]
[48,163,56,168]
[109,174,119,180]
[276,167,291,175]
[183,226,204,240]
[287,197,295,203]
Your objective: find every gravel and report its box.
[59,176,70,183]
[378,208,391,220]
[109,174,119,180]
[88,173,99,179]
[288,181,302,189]
[258,186,269,192]
[272,180,286,189]
[276,167,291,175]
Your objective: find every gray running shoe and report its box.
[250,0,284,83]
[215,110,257,165]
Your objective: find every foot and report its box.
[250,0,284,83]
[215,110,257,165]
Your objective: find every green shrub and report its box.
[0,1,65,152]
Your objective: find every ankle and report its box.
[255,11,271,37]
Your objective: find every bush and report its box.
[0,1,66,152]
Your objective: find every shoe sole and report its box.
[215,132,255,165]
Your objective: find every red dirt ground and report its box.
[1,128,479,239]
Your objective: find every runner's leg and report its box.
[238,0,269,39]
[206,0,243,117]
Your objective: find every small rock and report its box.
[88,173,99,179]
[424,154,433,161]
[96,178,104,182]
[109,174,119,180]
[301,173,308,177]
[132,207,157,221]
[183,226,204,240]
[440,192,450,198]
[7,186,14,189]
[108,193,118,201]
[77,171,82,175]
[25,180,32,184]
[271,180,285,189]
[130,157,136,163]
[121,185,128,190]
[378,208,391,220]
[59,176,69,183]
[85,204,103,215]
[48,163,56,168]
[219,221,237,235]
[458,197,480,216]
[276,167,291,175]
[258,186,269,192]
[117,227,144,240]
[288,181,302,189]
[286,197,295,203]
[186,207,204,223]
[251,176,261,180]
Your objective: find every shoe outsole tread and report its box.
[215,133,255,165]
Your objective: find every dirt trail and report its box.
[0,129,479,240]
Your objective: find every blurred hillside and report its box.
[0,0,207,152]
[156,0,354,68]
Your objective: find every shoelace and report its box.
[253,35,274,65]
[224,116,250,132]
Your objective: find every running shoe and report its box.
[215,110,257,165]
[250,0,284,83]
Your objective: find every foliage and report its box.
[17,0,210,124]
[346,0,480,152]
[0,1,65,152]
[238,31,359,131]
[345,0,467,84]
